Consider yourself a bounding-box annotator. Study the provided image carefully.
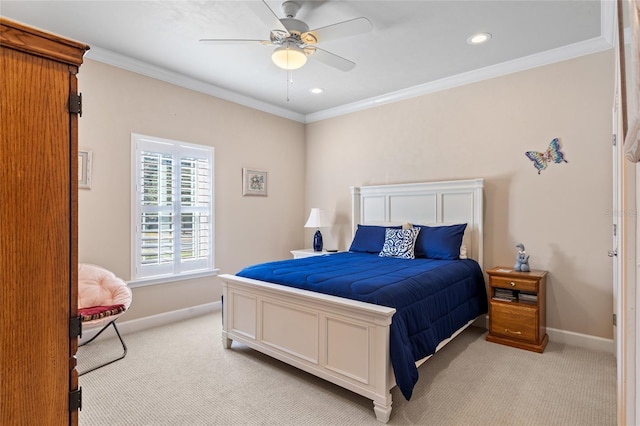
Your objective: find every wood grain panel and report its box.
[1,17,87,425]
[0,17,88,65]
[1,43,69,426]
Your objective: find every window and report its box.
[131,133,214,282]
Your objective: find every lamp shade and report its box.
[272,45,307,70]
[304,208,330,228]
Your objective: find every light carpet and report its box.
[77,311,615,425]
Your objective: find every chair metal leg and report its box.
[78,320,128,376]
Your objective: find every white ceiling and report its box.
[1,1,613,122]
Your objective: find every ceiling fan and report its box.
[200,0,372,72]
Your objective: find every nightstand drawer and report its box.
[490,303,538,342]
[491,276,538,293]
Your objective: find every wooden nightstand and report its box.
[290,249,338,259]
[486,267,548,353]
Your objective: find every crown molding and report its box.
[305,35,613,123]
[86,0,616,125]
[307,0,616,123]
[85,46,306,123]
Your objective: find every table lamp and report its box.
[304,208,331,251]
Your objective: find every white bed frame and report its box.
[219,178,484,422]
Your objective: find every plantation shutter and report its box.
[178,149,211,272]
[133,134,214,280]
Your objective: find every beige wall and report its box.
[77,59,306,321]
[78,49,615,340]
[305,50,615,339]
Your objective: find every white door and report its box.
[613,5,637,420]
[612,51,626,426]
[612,88,621,357]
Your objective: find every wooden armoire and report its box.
[0,18,89,425]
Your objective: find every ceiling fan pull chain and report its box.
[286,70,290,102]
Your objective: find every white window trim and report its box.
[128,268,219,288]
[131,133,215,284]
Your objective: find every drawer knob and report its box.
[505,328,522,335]
[510,281,516,287]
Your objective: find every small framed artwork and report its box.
[242,168,267,196]
[78,150,92,189]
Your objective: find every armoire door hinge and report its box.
[69,92,82,116]
[69,387,82,412]
[70,316,82,339]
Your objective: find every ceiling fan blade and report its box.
[304,17,372,44]
[247,0,289,35]
[199,39,270,45]
[307,46,356,72]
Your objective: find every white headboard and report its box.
[350,179,484,269]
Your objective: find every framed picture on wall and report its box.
[78,150,92,189]
[242,168,267,196]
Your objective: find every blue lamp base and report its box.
[313,229,323,252]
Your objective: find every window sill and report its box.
[128,269,219,288]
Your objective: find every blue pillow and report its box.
[349,224,401,253]
[413,223,467,260]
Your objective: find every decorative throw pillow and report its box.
[379,227,420,259]
[413,223,467,260]
[349,224,401,253]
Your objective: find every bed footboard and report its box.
[220,273,396,423]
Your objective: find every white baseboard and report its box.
[474,315,615,354]
[80,305,615,355]
[546,326,615,354]
[79,301,221,344]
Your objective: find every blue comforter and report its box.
[236,252,487,400]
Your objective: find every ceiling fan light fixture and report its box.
[272,45,307,70]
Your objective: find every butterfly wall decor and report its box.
[525,138,568,174]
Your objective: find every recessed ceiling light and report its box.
[310,88,324,94]
[467,32,492,45]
